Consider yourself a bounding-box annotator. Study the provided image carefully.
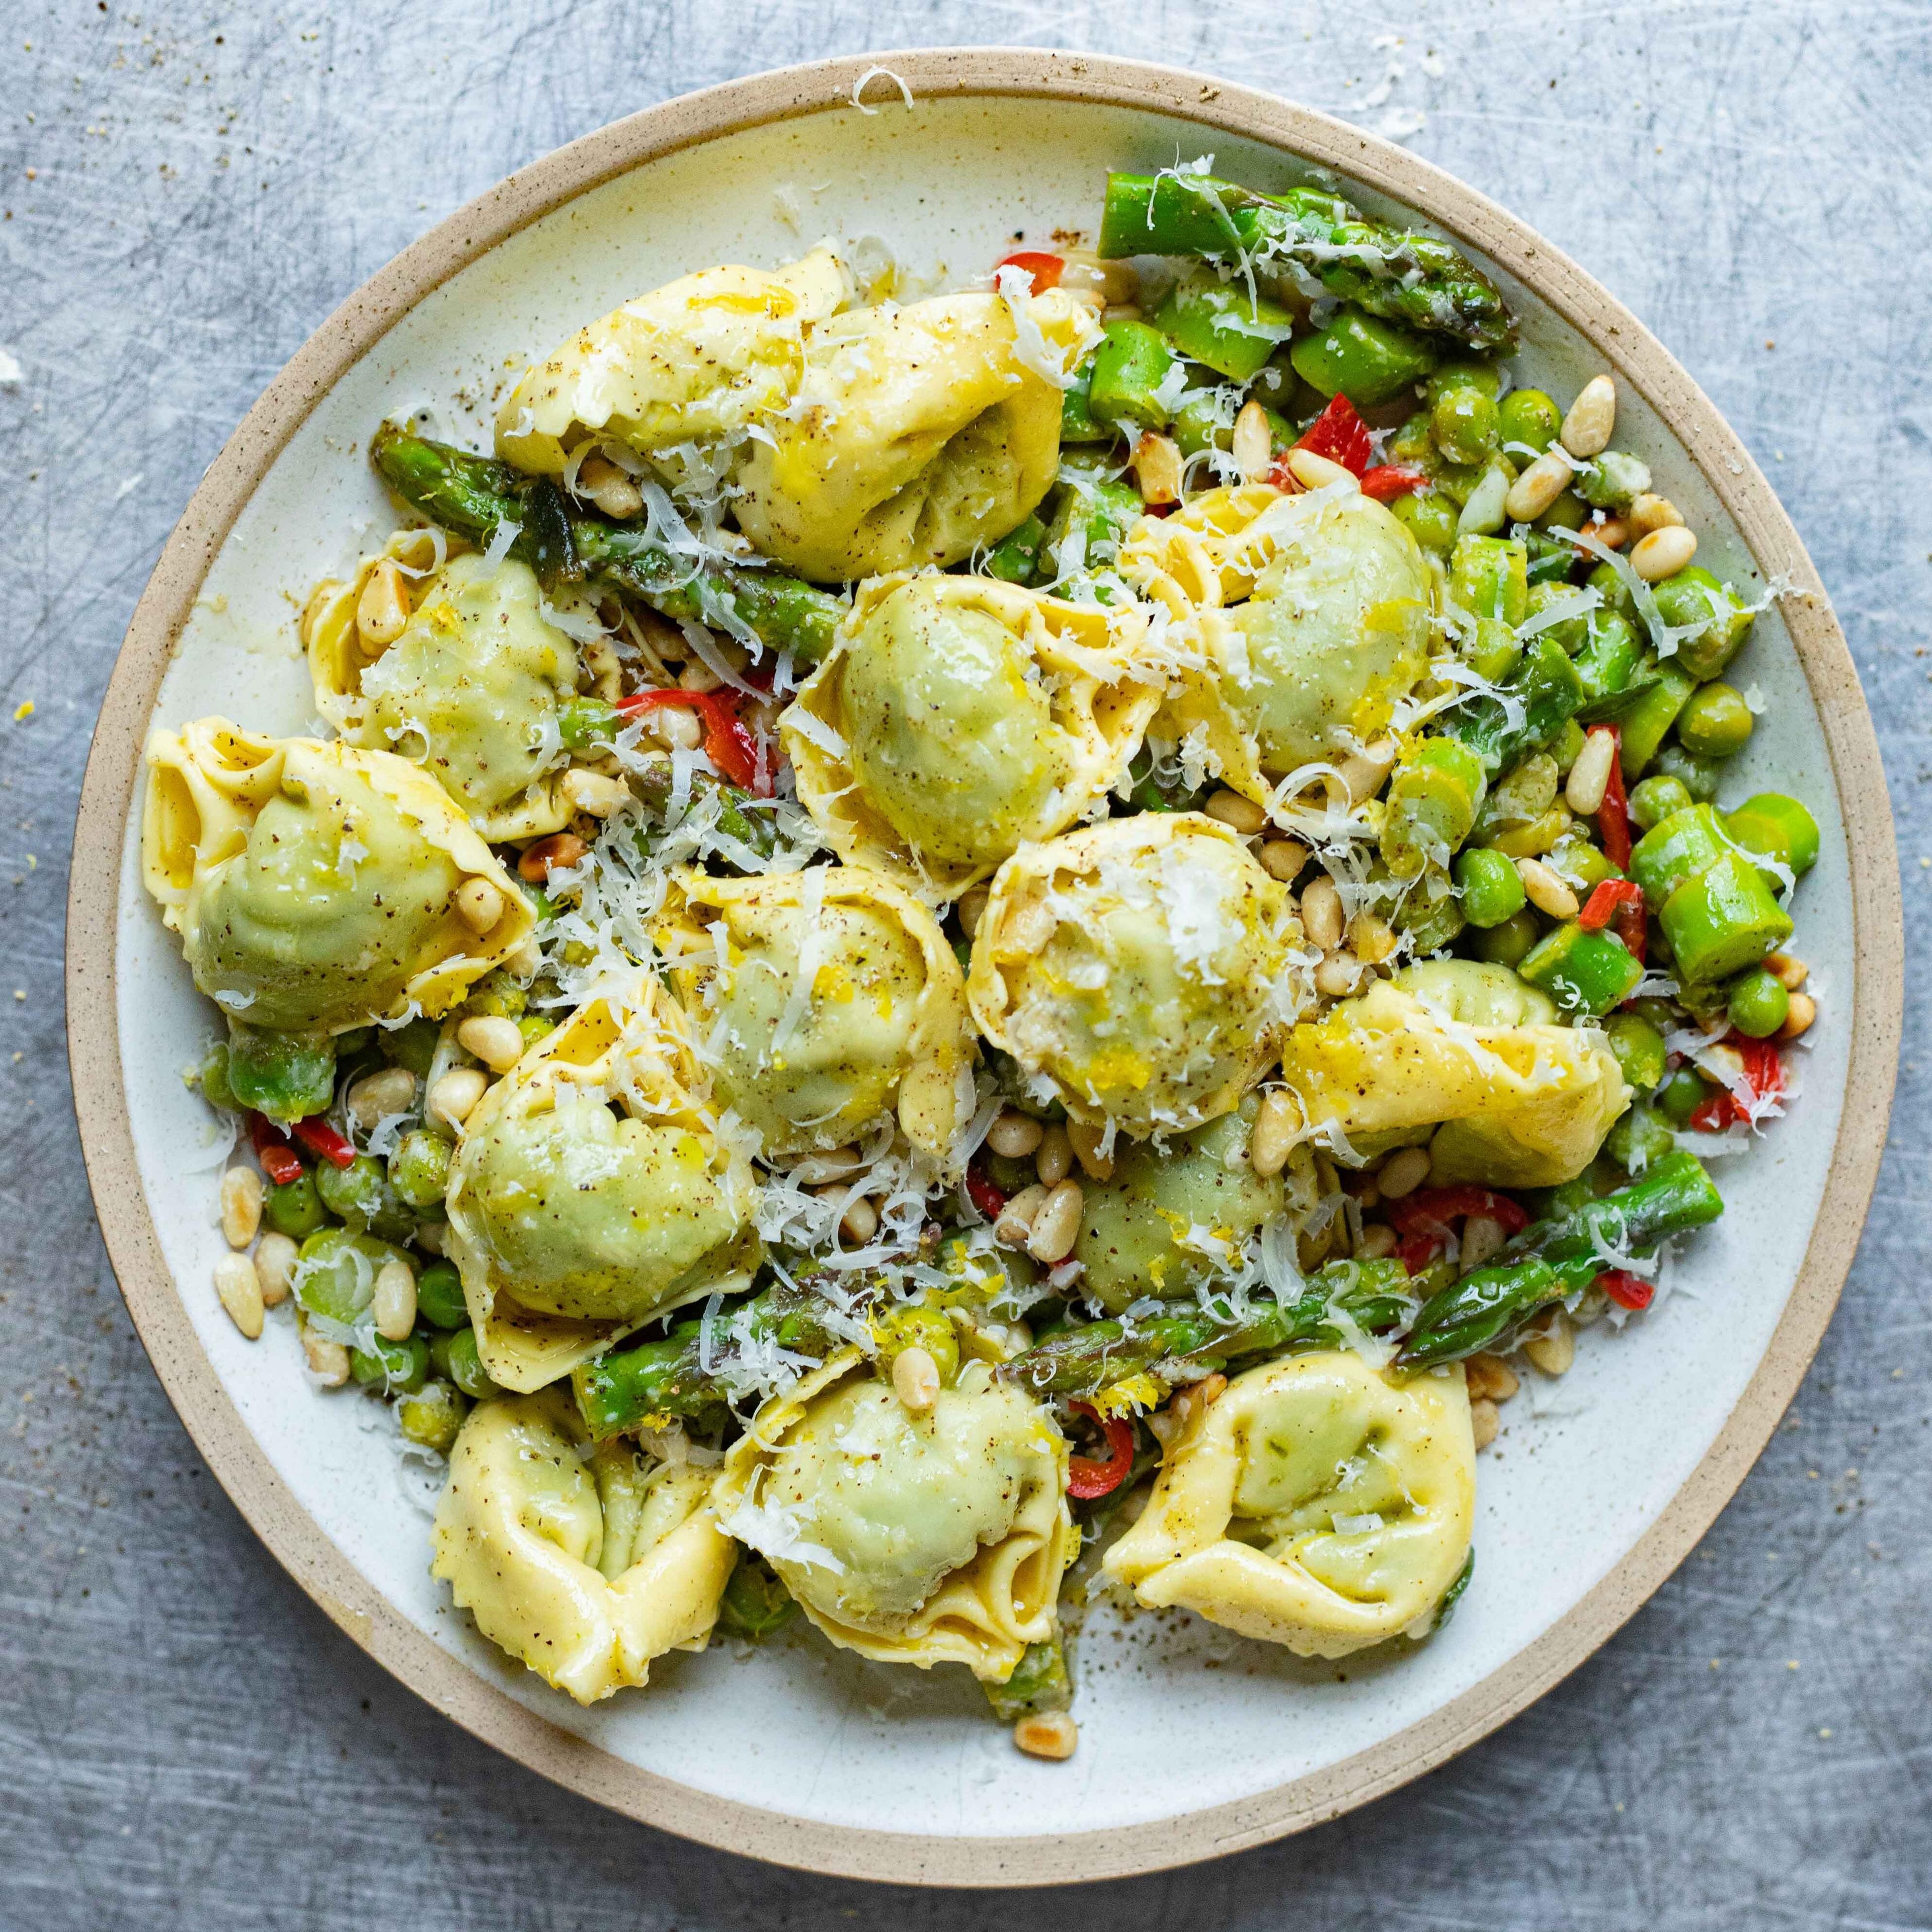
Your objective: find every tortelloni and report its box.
[1123,481,1435,805]
[445,977,761,1392]
[732,288,1093,581]
[1273,973,1630,1188]
[967,815,1301,1137]
[140,719,533,1033]
[654,864,973,1163]
[495,246,852,476]
[1103,1351,1476,1658]
[433,1390,736,1704]
[782,575,1162,893]
[715,1351,1072,1682]
[307,545,582,840]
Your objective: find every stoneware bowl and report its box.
[67,48,1901,1885]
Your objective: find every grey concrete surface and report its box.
[3,2,1928,1925]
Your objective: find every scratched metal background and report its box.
[3,3,1927,1925]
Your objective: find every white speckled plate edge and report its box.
[66,49,1901,1886]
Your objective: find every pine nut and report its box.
[1005,898,1057,954]
[1336,738,1398,806]
[838,1195,879,1245]
[1378,1146,1432,1199]
[1286,447,1359,492]
[1249,1090,1301,1177]
[347,1065,418,1131]
[428,1068,488,1132]
[1315,951,1363,997]
[1057,255,1140,306]
[1301,875,1344,951]
[457,1015,524,1073]
[995,1184,1049,1246]
[796,1144,864,1183]
[455,875,504,934]
[302,1323,350,1387]
[1470,1397,1500,1451]
[576,452,643,520]
[1258,837,1308,882]
[1014,1712,1078,1760]
[1779,991,1817,1040]
[1523,1312,1575,1377]
[644,705,705,752]
[214,1253,264,1339]
[1628,492,1683,536]
[1564,728,1618,816]
[255,1231,298,1307]
[1232,400,1273,484]
[1504,449,1574,522]
[1517,857,1579,920]
[1204,788,1268,834]
[1357,1223,1399,1260]
[220,1166,263,1248]
[1349,911,1397,965]
[559,768,629,818]
[1034,1123,1072,1187]
[1131,431,1183,506]
[1630,525,1696,582]
[1590,517,1630,551]
[518,833,589,882]
[677,658,726,694]
[956,884,990,939]
[986,1109,1046,1158]
[1466,1353,1520,1403]
[1103,303,1142,323]
[355,558,410,651]
[1561,374,1617,459]
[1765,951,1808,991]
[892,1345,940,1411]
[1460,1213,1507,1273]
[1170,1371,1228,1432]
[372,1258,418,1341]
[1025,1180,1084,1264]
[1067,1119,1113,1182]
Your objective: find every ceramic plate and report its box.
[67,49,1900,1885]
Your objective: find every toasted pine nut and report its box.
[355,558,410,651]
[892,1344,939,1410]
[428,1068,488,1132]
[1517,857,1579,920]
[576,452,643,520]
[1590,517,1630,551]
[1231,399,1273,484]
[559,768,629,818]
[301,1323,350,1387]
[1004,898,1057,955]
[1523,1312,1576,1377]
[1378,1146,1432,1199]
[455,875,504,934]
[1627,492,1683,536]
[839,1194,880,1245]
[1765,951,1808,991]
[1504,449,1574,522]
[518,833,589,883]
[347,1066,418,1131]
[220,1166,263,1248]
[1336,738,1398,806]
[956,884,990,939]
[1025,1180,1084,1264]
[1314,951,1363,997]
[214,1253,264,1339]
[1561,374,1617,458]
[372,1259,418,1341]
[1301,875,1344,951]
[1460,1213,1507,1273]
[1034,1123,1072,1187]
[1356,1223,1399,1260]
[1204,788,1268,834]
[676,657,726,694]
[1286,447,1359,492]
[1103,303,1142,322]
[457,1015,524,1073]
[1470,1397,1500,1451]
[1779,991,1817,1040]
[1564,728,1618,816]
[1466,1353,1520,1403]
[1249,1089,1301,1177]
[995,1183,1049,1246]
[644,705,705,752]
[1349,911,1397,965]
[255,1231,298,1307]
[1258,837,1308,882]
[1057,254,1140,306]
[797,1144,864,1183]
[1067,1119,1114,1183]
[1131,431,1183,506]
[1630,525,1696,582]
[986,1109,1046,1159]
[1014,1713,1078,1760]
[1171,1371,1228,1432]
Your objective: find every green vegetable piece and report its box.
[1432,386,1499,466]
[1382,737,1490,878]
[315,1153,416,1244]
[1534,489,1590,533]
[225,1022,336,1126]
[1497,387,1561,456]
[557,696,620,752]
[983,1636,1073,1723]
[1395,872,1468,955]
[352,1332,430,1393]
[293,1227,410,1327]
[1517,921,1646,1016]
[1291,305,1440,408]
[1658,850,1793,984]
[428,1325,502,1400]
[717,1551,798,1641]
[414,1258,469,1330]
[1602,1012,1667,1091]
[1059,369,1112,445]
[1727,967,1791,1039]
[1605,1102,1676,1173]
[1170,387,1231,457]
[1726,792,1820,881]
[1547,831,1618,894]
[396,1381,467,1454]
[387,1129,453,1212]
[1652,741,1722,802]
[1426,359,1503,403]
[1586,560,1635,620]
[1433,1549,1476,1629]
[1628,773,1694,832]
[1087,319,1181,430]
[1449,634,1588,775]
[1400,1258,1564,1365]
[1523,531,1576,585]
[1153,273,1296,383]
[517,1014,556,1051]
[1391,488,1459,556]
[1449,533,1528,626]
[1038,467,1144,585]
[198,1044,239,1114]
[1651,568,1755,681]
[263,1171,329,1241]
[1630,804,1730,906]
[1574,610,1642,702]
[1656,1067,1709,1128]
[1522,579,1590,656]
[1454,845,1527,928]
[382,1017,442,1079]
[1576,450,1651,511]
[984,512,1048,584]
[1616,661,1698,777]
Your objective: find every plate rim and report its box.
[64,45,1902,1887]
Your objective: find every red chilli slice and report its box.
[248,1114,303,1187]
[1596,1269,1655,1312]
[1360,463,1428,503]
[995,251,1064,296]
[291,1116,357,1170]
[1066,1401,1135,1500]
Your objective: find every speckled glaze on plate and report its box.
[65,49,1900,1886]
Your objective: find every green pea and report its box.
[1677,681,1755,759]
[1586,561,1635,620]
[1548,833,1617,893]
[1523,579,1590,656]
[396,1381,468,1455]
[414,1258,469,1331]
[717,1552,798,1641]
[1653,741,1723,803]
[1656,1067,1711,1128]
[1454,846,1527,928]
[1628,774,1694,832]
[199,1044,238,1113]
[1602,1013,1668,1091]
[461,970,526,1021]
[226,1024,337,1125]
[383,1018,441,1078]
[871,1304,961,1387]
[1427,359,1504,403]
[1387,409,1438,469]
[1392,488,1459,556]
[429,1324,502,1400]
[1576,449,1652,511]
[1533,489,1590,533]
[387,1129,452,1212]
[1465,616,1523,684]
[1170,388,1233,457]
[1498,387,1561,456]
[294,1227,409,1325]
[316,1154,416,1243]
[558,696,620,751]
[263,1171,329,1241]
[352,1332,430,1393]
[1468,907,1540,967]
[1727,968,1791,1039]
[1606,1102,1677,1173]
[1550,719,1586,772]
[1432,387,1499,467]
[516,1013,556,1051]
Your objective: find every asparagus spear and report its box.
[983,1636,1073,1724]
[1098,171,1515,353]
[368,424,846,663]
